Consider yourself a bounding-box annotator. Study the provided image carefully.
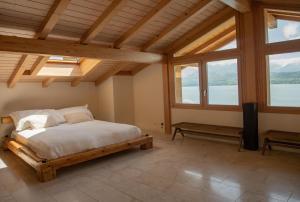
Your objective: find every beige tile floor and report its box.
[0,134,299,202]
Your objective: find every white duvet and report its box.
[12,120,142,160]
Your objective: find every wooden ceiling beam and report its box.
[165,7,235,54]
[36,0,71,39]
[7,0,70,88]
[257,0,300,6]
[142,0,212,51]
[114,0,172,48]
[218,0,251,13]
[203,30,236,52]
[7,55,32,88]
[81,0,126,44]
[95,63,128,85]
[42,78,56,88]
[30,56,50,76]
[78,0,126,86]
[71,58,102,87]
[187,25,236,55]
[0,35,164,64]
[172,49,240,65]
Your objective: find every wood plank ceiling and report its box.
[0,0,239,87]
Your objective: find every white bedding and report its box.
[11,120,142,160]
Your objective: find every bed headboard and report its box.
[1,116,13,124]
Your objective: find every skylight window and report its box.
[48,55,81,64]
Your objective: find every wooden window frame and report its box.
[255,3,300,114]
[170,54,242,112]
[203,57,242,111]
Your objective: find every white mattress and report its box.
[11,120,142,160]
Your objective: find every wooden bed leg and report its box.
[37,166,56,182]
[140,141,153,150]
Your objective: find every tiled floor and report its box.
[0,134,299,202]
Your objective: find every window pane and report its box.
[174,64,200,104]
[206,59,239,105]
[266,12,300,43]
[268,52,300,107]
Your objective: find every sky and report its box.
[268,19,300,72]
[268,19,300,43]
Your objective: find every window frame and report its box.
[256,3,300,114]
[202,57,242,111]
[172,63,202,106]
[170,54,242,112]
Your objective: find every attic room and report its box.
[0,0,299,201]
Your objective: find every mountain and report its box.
[271,63,300,73]
[180,63,300,87]
[271,71,300,84]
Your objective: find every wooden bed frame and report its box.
[1,116,153,182]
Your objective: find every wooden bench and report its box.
[172,122,243,150]
[262,130,300,155]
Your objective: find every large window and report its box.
[174,64,200,104]
[267,52,300,107]
[173,58,240,109]
[260,8,300,111]
[206,59,239,105]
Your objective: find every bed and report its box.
[1,114,153,182]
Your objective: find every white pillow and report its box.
[58,105,94,120]
[64,112,93,124]
[10,109,65,131]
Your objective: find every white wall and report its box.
[96,76,134,124]
[133,64,164,133]
[0,82,98,116]
[97,78,115,122]
[0,82,99,141]
[172,109,243,127]
[113,76,134,124]
[259,113,300,133]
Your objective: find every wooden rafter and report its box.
[165,7,235,54]
[36,0,71,39]
[71,58,102,87]
[218,0,251,13]
[114,0,172,48]
[0,35,164,64]
[7,55,32,88]
[7,0,70,88]
[268,10,300,22]
[142,0,212,51]
[187,25,236,55]
[42,78,56,88]
[257,0,300,6]
[172,49,240,65]
[95,63,128,86]
[81,0,126,44]
[205,31,236,52]
[76,0,125,86]
[66,1,121,87]
[30,56,50,76]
